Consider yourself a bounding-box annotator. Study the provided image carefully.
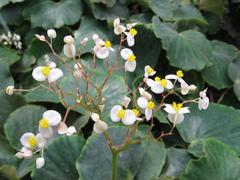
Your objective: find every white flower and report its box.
[15,147,33,158]
[32,65,63,83]
[180,82,197,95]
[63,35,76,58]
[36,157,45,169]
[73,63,82,78]
[90,113,108,133]
[120,48,136,72]
[124,28,137,47]
[58,122,76,136]
[126,22,137,30]
[47,29,56,39]
[137,93,155,121]
[6,85,14,95]
[146,77,173,94]
[38,110,62,138]
[20,133,46,150]
[110,105,136,125]
[164,102,190,126]
[113,18,126,35]
[198,89,209,110]
[93,40,115,59]
[122,96,131,109]
[144,65,156,78]
[35,34,46,41]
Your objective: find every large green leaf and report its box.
[228,55,240,101]
[0,90,26,130]
[0,0,24,8]
[23,0,83,29]
[181,138,240,180]
[201,40,238,89]
[90,0,117,7]
[0,46,20,66]
[76,127,166,180]
[148,0,174,20]
[74,16,108,55]
[32,136,85,180]
[0,62,14,90]
[176,103,240,154]
[4,105,47,150]
[152,16,212,71]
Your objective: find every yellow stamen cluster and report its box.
[160,79,167,87]
[147,67,154,75]
[176,70,184,78]
[127,54,136,62]
[117,109,126,118]
[172,102,183,112]
[28,136,37,149]
[104,41,112,48]
[39,118,49,128]
[129,28,137,36]
[147,101,155,109]
[132,109,139,116]
[155,76,161,81]
[41,66,50,76]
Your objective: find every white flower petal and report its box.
[93,120,108,133]
[151,82,164,94]
[110,105,122,122]
[145,109,152,121]
[120,48,133,60]
[198,97,209,110]
[39,127,53,138]
[166,80,173,89]
[178,107,190,114]
[146,78,155,87]
[36,133,46,148]
[96,47,109,59]
[43,110,61,126]
[36,157,45,169]
[137,97,148,109]
[63,44,76,58]
[181,82,190,95]
[90,112,100,122]
[114,18,120,27]
[21,148,33,158]
[114,25,126,35]
[47,68,63,83]
[66,126,77,136]
[20,133,35,148]
[125,61,136,72]
[32,67,46,82]
[168,113,184,125]
[127,34,135,47]
[57,122,68,134]
[122,110,136,125]
[165,74,178,80]
[164,104,176,114]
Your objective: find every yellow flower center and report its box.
[41,66,50,76]
[176,70,184,78]
[117,109,126,118]
[129,28,137,36]
[104,41,112,48]
[172,102,183,112]
[147,101,155,109]
[146,67,154,75]
[155,76,161,82]
[39,118,49,128]
[132,109,139,116]
[160,79,167,87]
[127,54,136,62]
[27,136,37,149]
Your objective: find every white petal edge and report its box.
[32,67,46,82]
[20,133,35,148]
[122,110,136,125]
[110,105,122,122]
[47,68,63,83]
[120,48,133,60]
[43,110,61,126]
[125,61,136,72]
[137,97,148,109]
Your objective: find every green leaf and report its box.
[0,90,26,130]
[161,148,191,178]
[0,165,19,180]
[76,127,166,180]
[228,55,240,101]
[90,0,117,7]
[0,46,20,66]
[181,138,240,180]
[132,24,161,75]
[198,0,226,17]
[4,105,47,150]
[13,52,36,73]
[0,62,14,90]
[23,0,83,29]
[74,16,108,55]
[32,135,85,180]
[0,0,24,8]
[201,40,238,90]
[148,0,174,19]
[152,16,212,71]
[176,103,240,154]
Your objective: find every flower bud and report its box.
[93,120,108,134]
[122,96,131,108]
[35,34,46,41]
[47,29,56,38]
[92,34,99,41]
[74,63,82,70]
[90,112,100,122]
[15,152,24,159]
[66,126,77,136]
[189,85,197,91]
[64,35,74,45]
[6,86,14,95]
[36,157,45,169]
[73,70,82,79]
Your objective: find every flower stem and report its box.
[111,151,118,180]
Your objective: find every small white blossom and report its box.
[110,105,136,125]
[63,35,76,58]
[35,34,46,41]
[36,157,45,169]
[90,113,108,133]
[124,28,137,47]
[113,18,126,35]
[198,89,209,110]
[47,29,56,39]
[58,122,76,136]
[144,65,156,78]
[122,96,131,109]
[20,133,46,151]
[73,63,82,78]
[146,77,173,94]
[6,86,15,95]
[120,48,136,72]
[93,39,114,59]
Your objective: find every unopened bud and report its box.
[189,85,197,91]
[6,86,14,95]
[47,29,56,38]
[93,120,108,134]
[36,157,45,169]
[15,152,24,159]
[35,34,46,41]
[64,35,74,44]
[92,34,99,41]
[122,96,131,108]
[90,112,100,122]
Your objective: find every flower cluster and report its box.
[16,110,76,169]
[0,32,22,49]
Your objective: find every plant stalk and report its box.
[111,151,118,180]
